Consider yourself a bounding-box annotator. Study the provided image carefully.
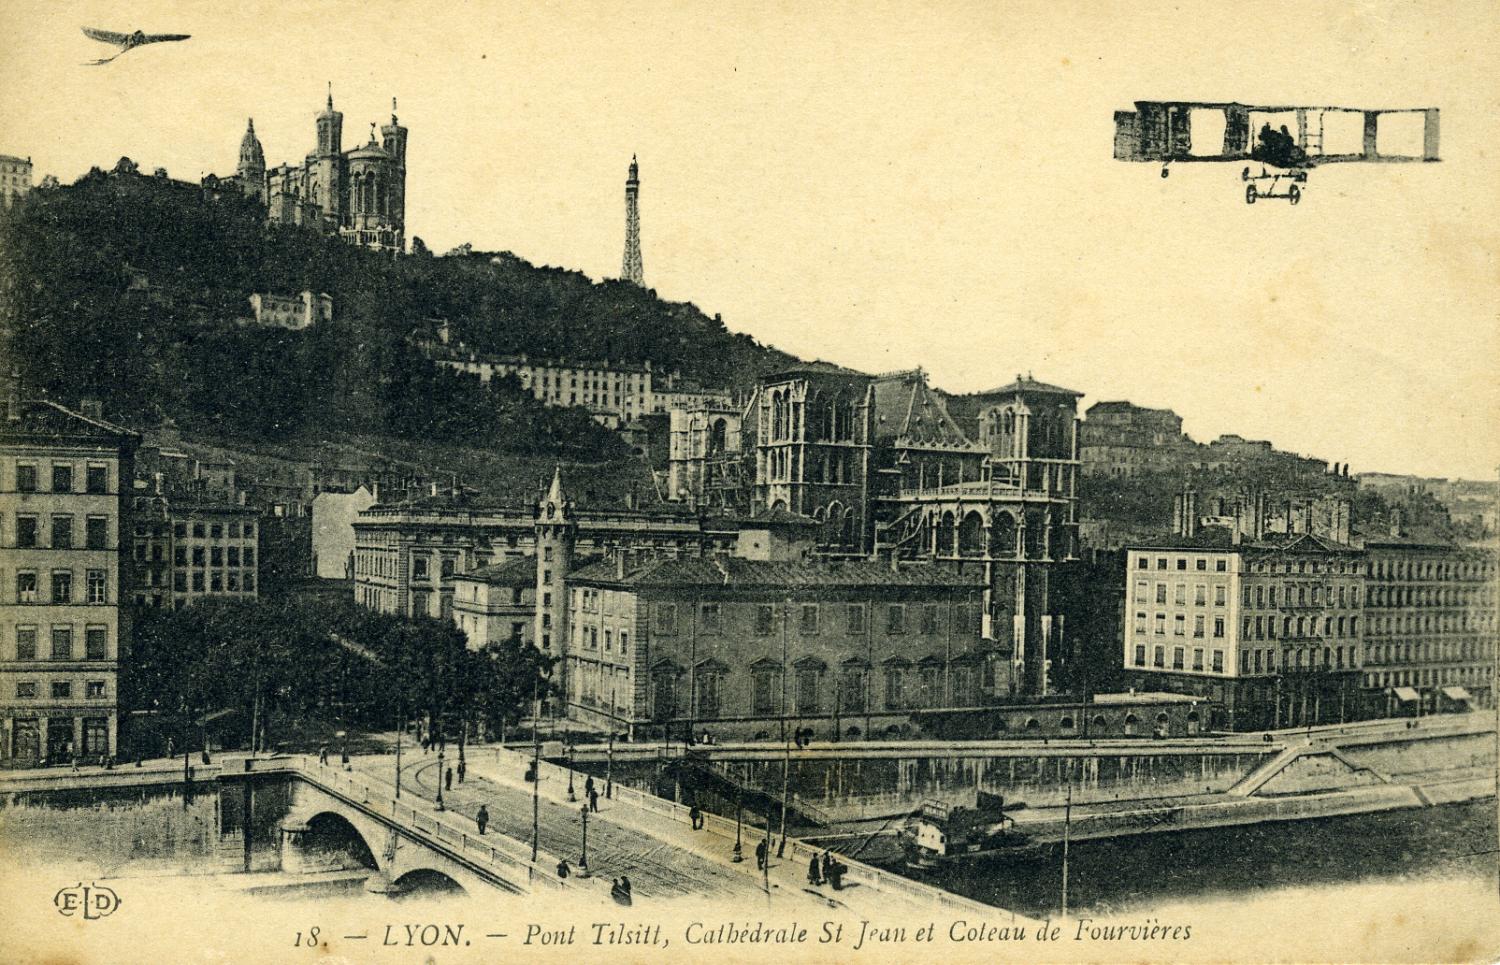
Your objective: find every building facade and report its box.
[0,154,32,208]
[1079,400,1190,478]
[562,557,992,740]
[1120,529,1365,730]
[162,503,260,606]
[451,557,536,651]
[1360,536,1497,712]
[666,402,745,506]
[1,398,138,765]
[248,291,333,330]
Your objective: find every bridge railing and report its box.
[264,755,582,896]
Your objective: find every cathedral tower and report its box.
[534,467,575,711]
[312,85,345,229]
[621,155,643,286]
[379,97,408,249]
[236,118,265,202]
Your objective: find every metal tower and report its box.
[621,155,643,286]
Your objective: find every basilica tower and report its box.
[236,118,265,202]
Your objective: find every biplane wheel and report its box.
[1241,166,1250,182]
[1289,185,1301,205]
[1245,184,1257,205]
[1160,166,1170,179]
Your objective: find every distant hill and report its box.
[0,164,797,458]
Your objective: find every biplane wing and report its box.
[141,33,191,43]
[82,26,132,46]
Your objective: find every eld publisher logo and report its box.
[54,882,121,920]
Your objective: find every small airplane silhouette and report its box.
[82,26,191,65]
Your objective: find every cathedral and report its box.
[210,89,408,254]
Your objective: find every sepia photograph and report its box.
[0,1,1497,962]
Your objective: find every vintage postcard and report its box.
[1,0,1497,962]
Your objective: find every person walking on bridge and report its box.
[476,804,489,835]
[444,765,454,791]
[755,838,768,870]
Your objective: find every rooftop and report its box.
[455,556,536,586]
[974,375,1083,398]
[568,557,988,590]
[0,399,140,446]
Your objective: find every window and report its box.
[16,464,36,492]
[1174,584,1186,605]
[51,681,71,700]
[243,523,254,539]
[1174,614,1185,636]
[1134,580,1148,602]
[17,515,37,547]
[1155,584,1167,604]
[244,573,255,593]
[799,604,819,635]
[619,630,628,654]
[440,557,455,579]
[86,680,106,699]
[1196,558,1207,571]
[1157,557,1167,570]
[921,604,939,635]
[701,603,722,634]
[1213,617,1225,638]
[173,572,186,592]
[173,522,186,538]
[1192,648,1204,670]
[1193,615,1205,638]
[841,666,867,712]
[244,547,254,566]
[1173,647,1185,669]
[51,626,73,659]
[51,515,73,549]
[886,605,905,634]
[1137,557,1148,569]
[1214,586,1226,606]
[16,627,37,660]
[1154,613,1166,635]
[795,665,821,714]
[86,627,106,659]
[192,572,204,592]
[654,604,677,635]
[17,571,38,603]
[1216,560,1226,572]
[192,547,204,566]
[847,603,866,634]
[210,523,223,539]
[227,572,240,592]
[15,681,36,699]
[86,570,106,604]
[754,605,774,636]
[52,464,73,493]
[695,672,722,719]
[229,523,240,539]
[51,571,72,604]
[413,555,429,579]
[1134,611,1147,633]
[210,572,223,592]
[1194,584,1206,606]
[752,667,780,714]
[1134,643,1146,666]
[228,546,239,567]
[1153,646,1165,667]
[211,546,223,567]
[86,464,108,494]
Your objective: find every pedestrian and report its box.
[689,805,703,830]
[318,744,329,765]
[755,838,767,870]
[457,759,466,784]
[556,858,570,879]
[589,787,599,813]
[611,877,632,906]
[621,875,632,901]
[830,858,845,891]
[476,804,489,835]
[421,734,429,754]
[821,850,832,882]
[808,854,823,886]
[585,775,595,797]
[445,766,453,791]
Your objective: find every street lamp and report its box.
[337,729,349,766]
[577,803,592,878]
[732,791,743,862]
[567,745,576,802]
[435,726,446,812]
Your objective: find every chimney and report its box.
[1172,493,1184,535]
[1254,491,1267,540]
[1390,508,1404,538]
[430,481,439,498]
[615,551,627,579]
[1185,490,1199,537]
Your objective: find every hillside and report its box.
[0,162,797,462]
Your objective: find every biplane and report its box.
[1114,101,1439,204]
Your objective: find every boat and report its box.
[898,790,1036,869]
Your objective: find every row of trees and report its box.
[123,597,555,757]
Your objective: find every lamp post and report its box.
[777,723,792,857]
[435,726,446,812]
[732,791,743,862]
[577,803,591,877]
[606,676,616,799]
[337,729,348,767]
[395,701,403,799]
[531,678,541,863]
[567,745,576,802]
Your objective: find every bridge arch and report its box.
[302,811,380,870]
[393,868,467,896]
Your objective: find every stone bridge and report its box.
[222,758,588,900]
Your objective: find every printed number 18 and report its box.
[294,927,322,947]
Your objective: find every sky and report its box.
[2,0,1497,480]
